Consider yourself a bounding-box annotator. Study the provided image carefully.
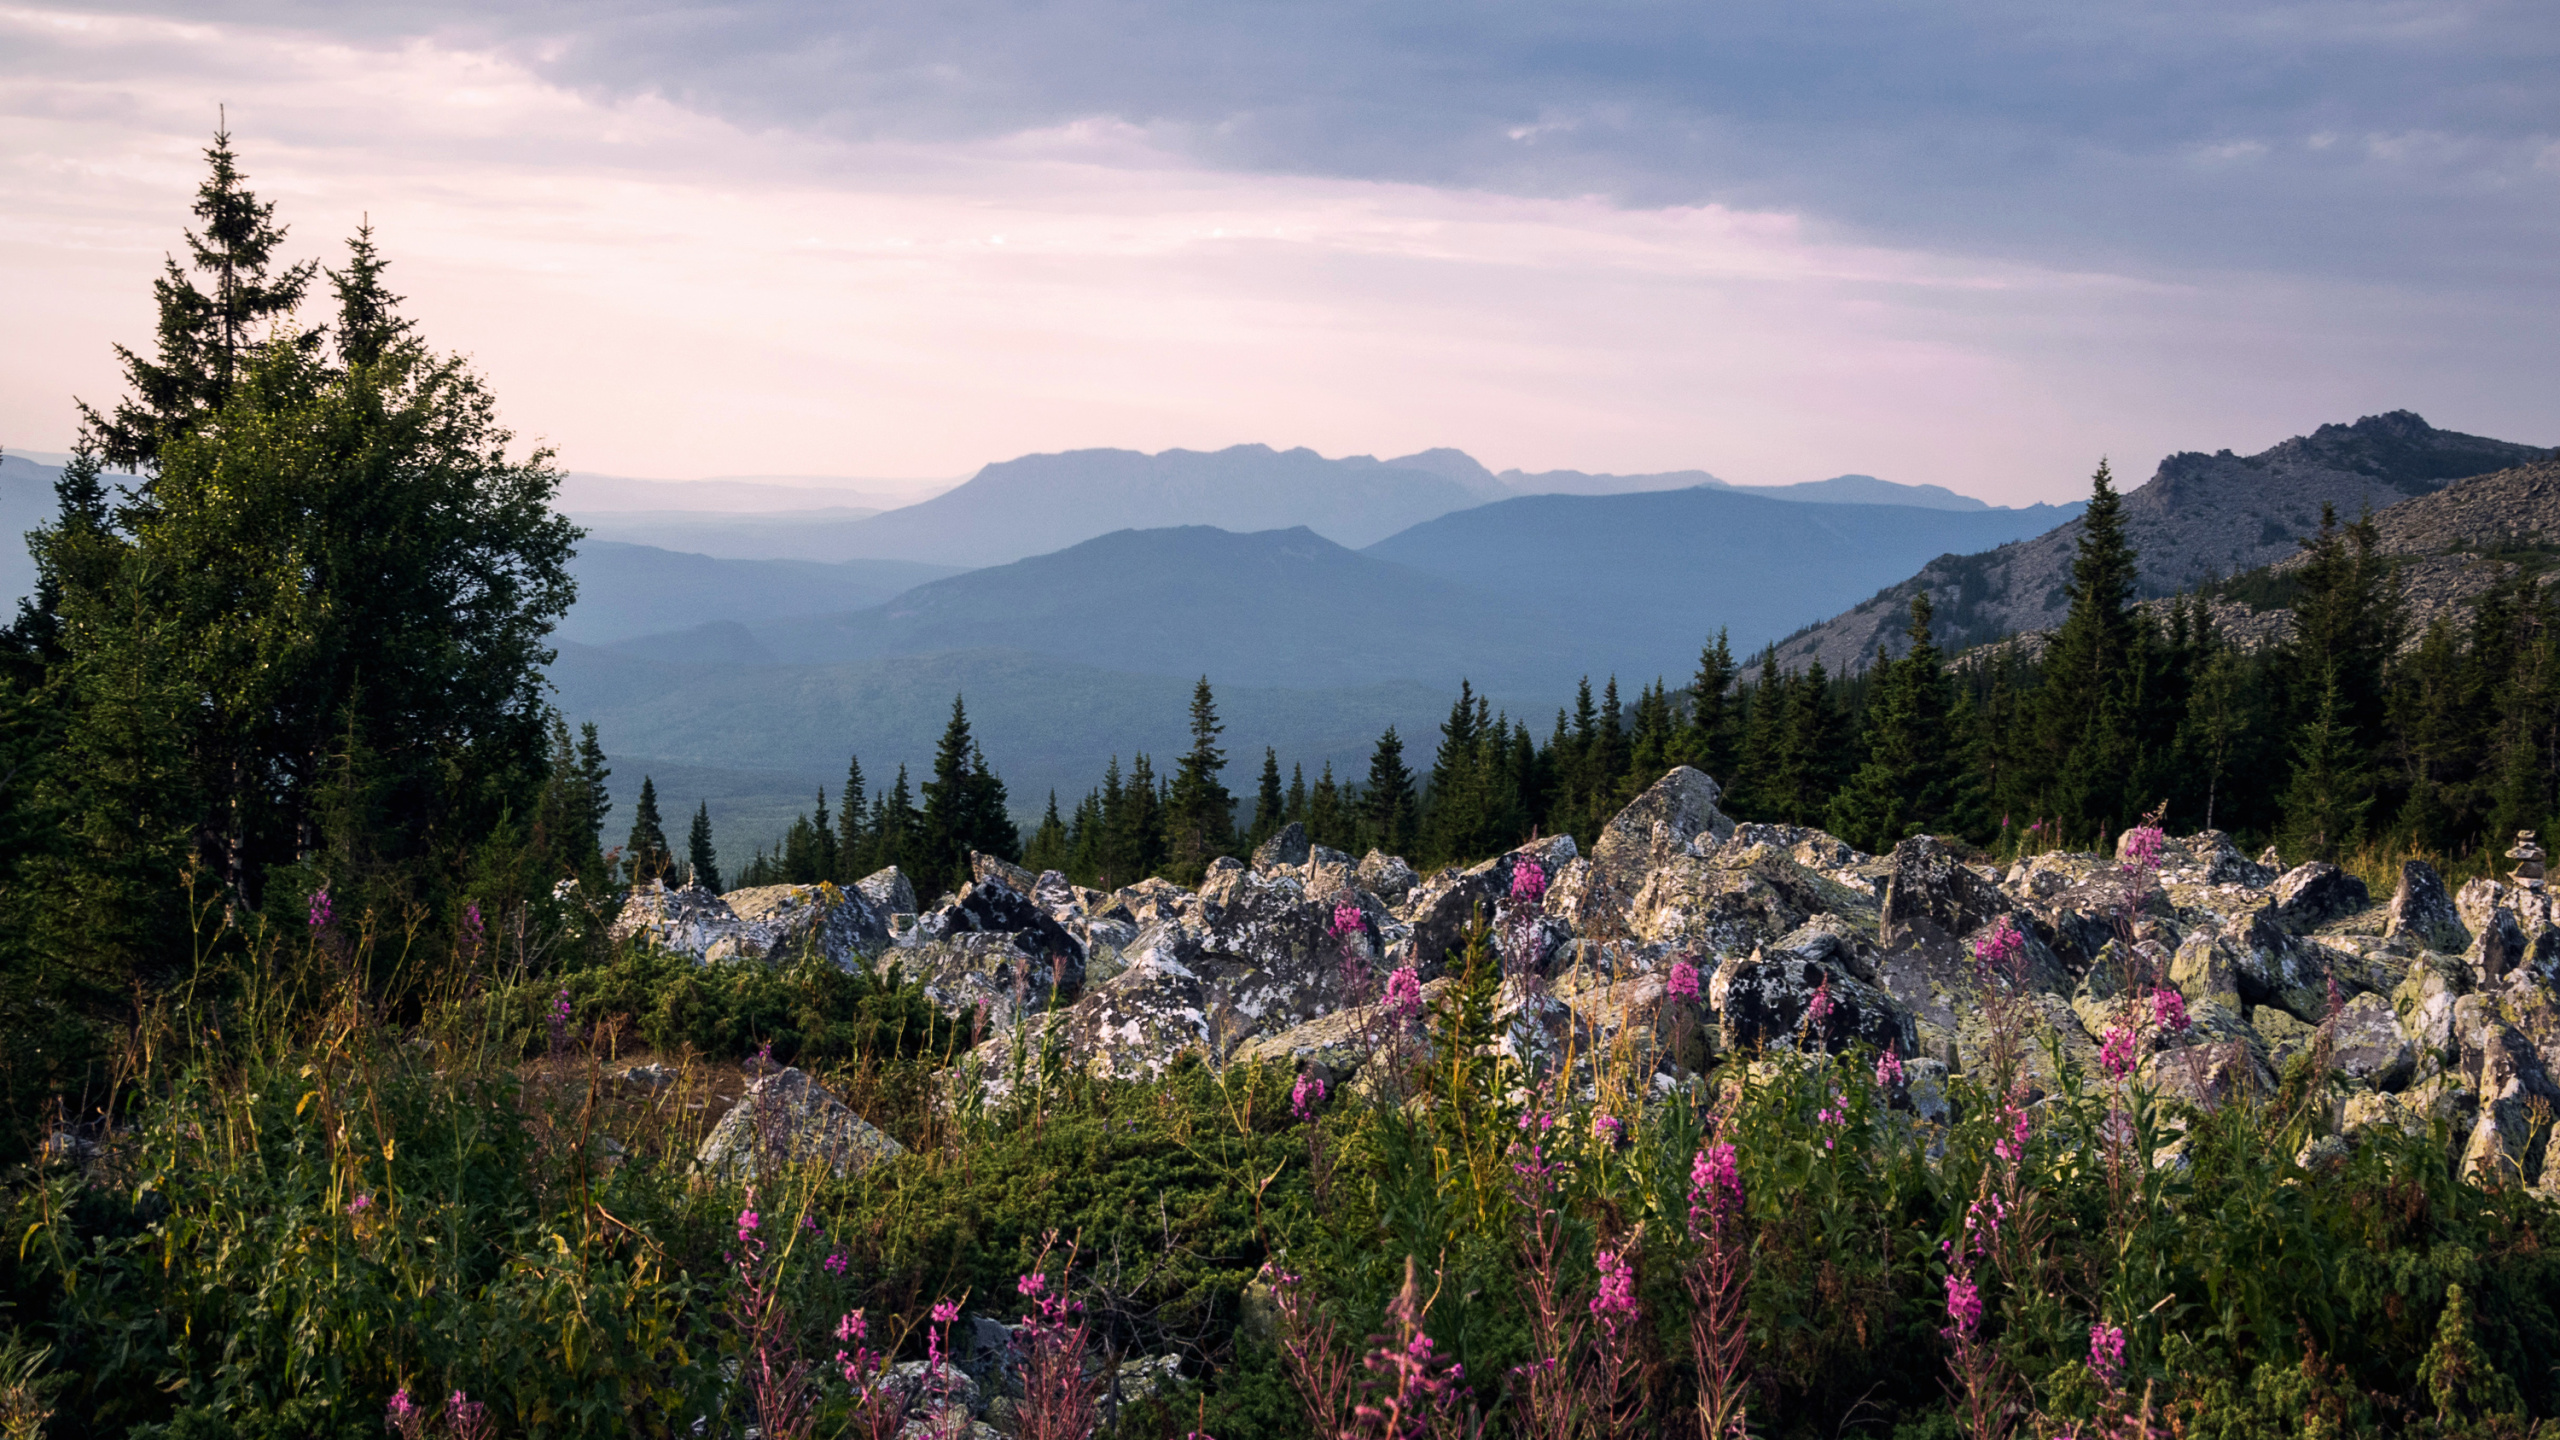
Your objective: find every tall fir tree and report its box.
[1308,762,1349,853]
[1686,628,1741,783]
[835,754,869,881]
[1164,677,1234,882]
[687,802,721,891]
[1364,727,1420,858]
[1024,791,1071,874]
[1285,762,1309,827]
[1248,747,1285,850]
[2021,461,2144,840]
[1825,594,1960,852]
[625,776,670,883]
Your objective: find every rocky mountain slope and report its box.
[616,766,2560,1195]
[559,542,964,647]
[1775,412,2555,675]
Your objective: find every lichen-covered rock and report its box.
[2269,863,2370,932]
[859,866,919,916]
[2386,860,2469,953]
[971,851,1038,895]
[1252,822,1312,873]
[1394,837,1576,976]
[722,882,894,967]
[2329,991,2417,1090]
[916,879,1088,973]
[696,1067,903,1179]
[1356,850,1419,905]
[1883,836,2034,959]
[1591,767,1736,888]
[609,882,746,958]
[1231,978,1455,1086]
[1710,945,1909,1057]
[1114,877,1194,927]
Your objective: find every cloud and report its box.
[0,4,2551,506]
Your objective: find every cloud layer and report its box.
[1,2,2550,501]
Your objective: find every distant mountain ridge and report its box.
[1774,412,2558,674]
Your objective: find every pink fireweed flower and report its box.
[837,1311,868,1344]
[1806,975,1836,1029]
[1327,901,1366,939]
[461,901,484,946]
[1816,1093,1848,1150]
[386,1386,417,1430]
[347,1193,372,1215]
[825,1250,848,1276]
[2151,987,2190,1036]
[1290,1072,1328,1121]
[931,1299,961,1325]
[2100,1025,2139,1082]
[1972,916,2025,975]
[1875,1046,1906,1089]
[2089,1320,2127,1389]
[1993,1105,2031,1164]
[1666,957,1701,1003]
[308,887,333,931]
[1688,1142,1743,1229]
[1591,1112,1623,1144]
[1943,1273,1983,1336]
[1384,966,1424,1022]
[1509,858,1548,905]
[1589,1249,1639,1325]
[2120,823,2168,877]
[736,1207,760,1243]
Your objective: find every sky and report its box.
[1,0,2553,505]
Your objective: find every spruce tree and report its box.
[1769,660,1845,826]
[2279,666,2375,862]
[83,121,319,469]
[1686,628,1740,782]
[687,802,721,891]
[2023,461,2144,839]
[1732,650,1787,821]
[1248,748,1285,850]
[327,220,416,371]
[1825,594,1959,852]
[1309,762,1348,853]
[920,695,989,890]
[875,766,919,878]
[1113,754,1168,881]
[625,776,670,883]
[577,725,614,862]
[1285,762,1308,827]
[1165,677,1234,881]
[810,787,839,881]
[964,741,1019,866]
[1025,791,1071,874]
[835,754,868,880]
[1364,727,1420,858]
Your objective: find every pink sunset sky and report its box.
[3,2,2552,504]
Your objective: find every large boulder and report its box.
[1252,823,1313,873]
[2328,991,2416,1091]
[971,851,1038,895]
[1355,850,1420,906]
[1232,978,1456,1087]
[1395,836,1577,977]
[858,866,919,916]
[1882,836,2025,956]
[2455,879,2532,987]
[2269,863,2371,933]
[696,1067,903,1179]
[2386,860,2468,953]
[916,878,1089,972]
[1191,865,1378,1033]
[723,883,894,967]
[1711,940,1909,1058]
[609,882,747,958]
[1591,767,1736,889]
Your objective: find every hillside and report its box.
[1362,486,2077,682]
[1775,411,2556,674]
[558,541,965,646]
[550,639,1459,847]
[619,525,1588,694]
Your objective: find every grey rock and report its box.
[2269,863,2371,932]
[1710,945,1909,1057]
[1252,822,1312,872]
[1902,1057,1952,1125]
[695,1067,904,1180]
[1395,837,1575,977]
[1033,870,1079,914]
[2329,991,2416,1091]
[859,866,919,916]
[608,882,747,959]
[916,880,1089,979]
[971,851,1038,895]
[1355,850,1420,905]
[723,882,894,968]
[906,932,1084,1033]
[1882,835,2025,956]
[2455,879,2530,986]
[621,1062,676,1090]
[2386,860,2469,952]
[1592,767,1735,888]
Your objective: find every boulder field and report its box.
[613,767,2560,1191]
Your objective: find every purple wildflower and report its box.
[1666,957,1701,1003]
[1875,1046,1906,1089]
[1589,1248,1639,1325]
[2089,1320,2127,1389]
[308,887,333,931]
[1591,1112,1623,1144]
[1291,1072,1328,1121]
[1327,901,1365,939]
[825,1250,848,1276]
[2151,987,2190,1036]
[1943,1274,1983,1336]
[737,1207,761,1243]
[348,1193,372,1215]
[1384,966,1423,1022]
[2099,1025,2139,1082]
[1509,858,1547,905]
[2120,823,2168,877]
